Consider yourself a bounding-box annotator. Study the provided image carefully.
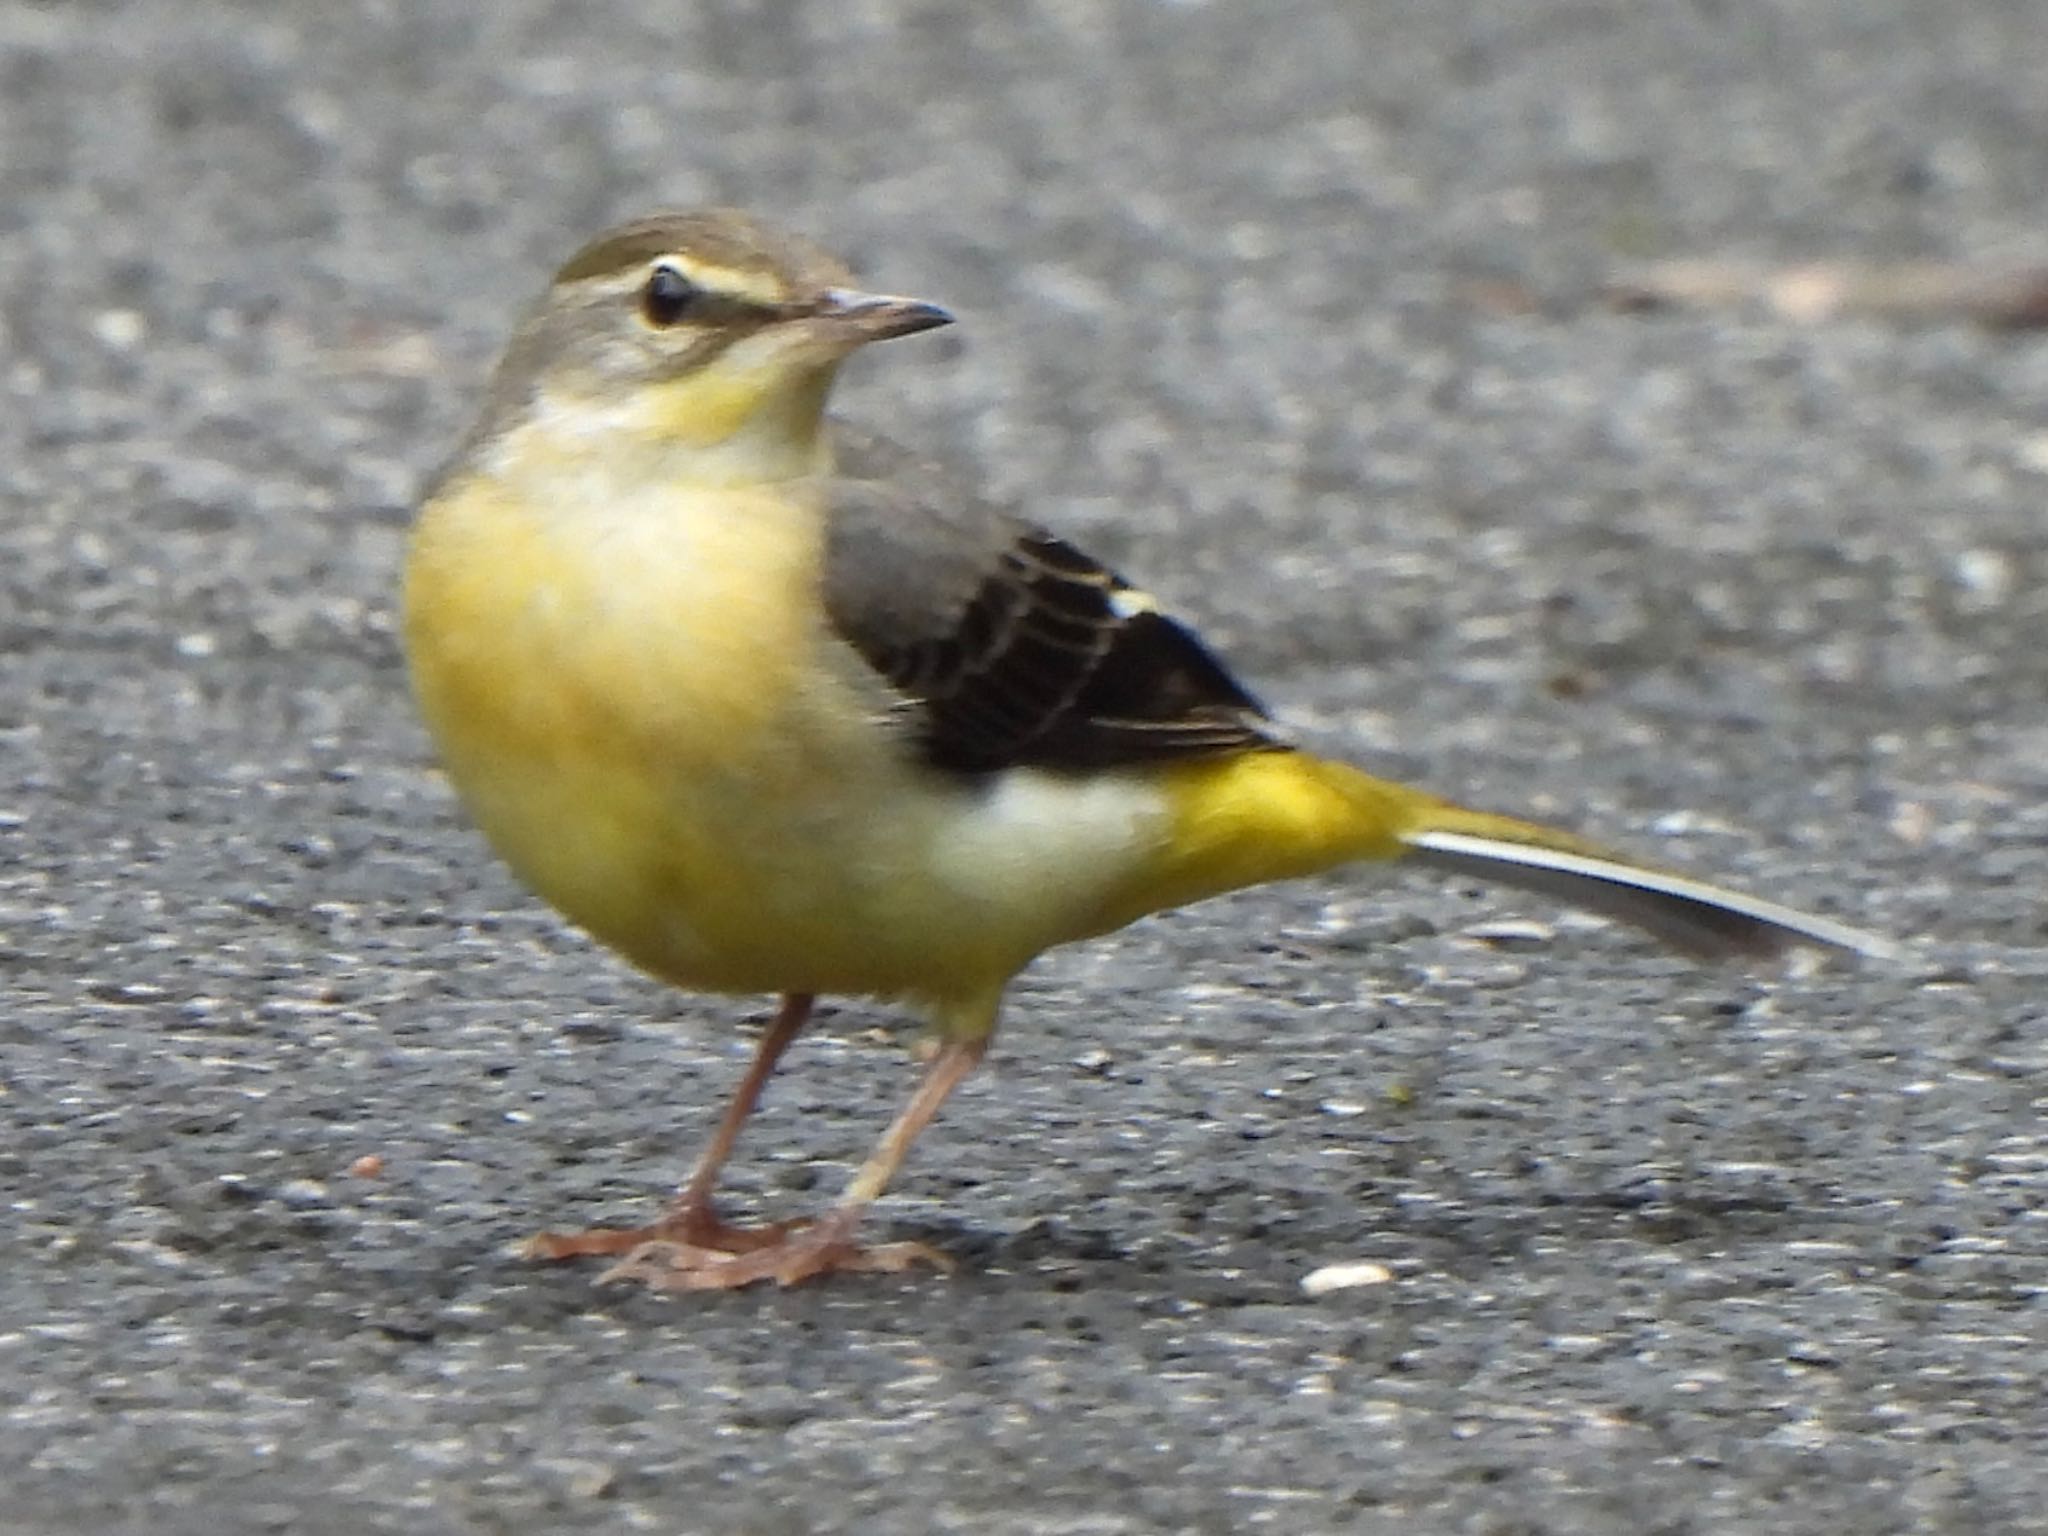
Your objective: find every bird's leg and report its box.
[525,993,814,1261]
[600,1034,989,1291]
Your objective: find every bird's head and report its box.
[476,209,952,481]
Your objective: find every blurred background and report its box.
[2,3,2042,1533]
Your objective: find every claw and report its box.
[524,1199,796,1261]
[597,1226,953,1291]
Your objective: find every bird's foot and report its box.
[523,1197,794,1261]
[594,1210,952,1292]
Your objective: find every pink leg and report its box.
[526,994,814,1260]
[600,1034,990,1291]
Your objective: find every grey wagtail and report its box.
[404,209,1893,1291]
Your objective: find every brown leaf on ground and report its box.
[1603,258,2048,329]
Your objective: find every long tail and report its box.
[1127,752,1896,963]
[1398,810,1897,961]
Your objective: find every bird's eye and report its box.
[641,264,700,328]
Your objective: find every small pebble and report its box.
[1301,1260,1394,1296]
[1463,917,1555,947]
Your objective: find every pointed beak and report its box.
[817,287,955,342]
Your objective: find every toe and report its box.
[593,1232,954,1292]
[525,1225,654,1261]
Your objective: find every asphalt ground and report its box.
[2,2,2043,1532]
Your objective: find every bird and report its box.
[403,209,1894,1291]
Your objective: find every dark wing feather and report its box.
[822,432,1289,775]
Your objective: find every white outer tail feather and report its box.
[1403,828,1899,963]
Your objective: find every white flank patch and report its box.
[928,768,1168,927]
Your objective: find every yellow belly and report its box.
[403,468,1174,1011]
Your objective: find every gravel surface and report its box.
[3,3,2042,1533]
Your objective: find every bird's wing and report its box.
[822,430,1290,774]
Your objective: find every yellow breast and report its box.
[408,455,818,964]
[403,448,1177,1011]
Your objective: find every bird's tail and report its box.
[1112,751,1895,962]
[1394,805,1896,961]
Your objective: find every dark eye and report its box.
[641,264,699,327]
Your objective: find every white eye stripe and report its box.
[639,257,789,310]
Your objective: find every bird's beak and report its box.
[817,287,955,343]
